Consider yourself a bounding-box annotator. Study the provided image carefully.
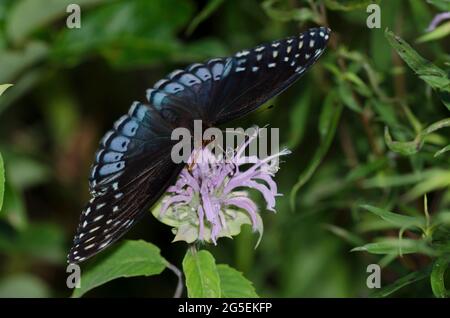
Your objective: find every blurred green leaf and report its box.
[0,68,44,115]
[5,155,51,190]
[262,0,318,23]
[325,0,380,11]
[385,30,450,110]
[0,41,48,83]
[338,82,362,113]
[0,153,4,212]
[52,0,194,68]
[183,249,221,298]
[217,264,258,298]
[186,0,224,36]
[372,266,431,297]
[72,240,168,298]
[384,118,450,156]
[430,256,449,298]
[352,238,436,256]
[417,21,450,43]
[434,144,450,157]
[6,0,106,44]
[361,205,425,230]
[384,126,420,156]
[427,0,450,11]
[324,224,365,246]
[0,84,13,96]
[0,274,50,298]
[290,99,343,210]
[345,158,387,182]
[0,181,27,230]
[0,222,64,263]
[288,89,312,149]
[404,169,450,201]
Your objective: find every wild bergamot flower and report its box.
[152,128,290,245]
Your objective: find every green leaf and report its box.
[290,100,343,210]
[431,256,449,298]
[404,170,450,201]
[427,0,450,11]
[434,144,450,157]
[72,240,168,298]
[417,21,450,43]
[183,249,221,298]
[217,264,258,298]
[52,0,194,68]
[384,127,420,156]
[352,238,436,256]
[0,274,50,298]
[384,118,450,156]
[186,0,224,35]
[262,0,319,23]
[6,0,107,44]
[0,41,48,84]
[0,153,4,212]
[0,84,13,96]
[372,267,431,297]
[385,29,450,110]
[325,0,380,11]
[288,89,312,149]
[323,224,365,246]
[338,82,362,113]
[361,205,425,230]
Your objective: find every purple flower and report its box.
[157,128,290,245]
[426,12,450,32]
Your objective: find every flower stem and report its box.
[166,261,184,298]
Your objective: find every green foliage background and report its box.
[0,0,449,297]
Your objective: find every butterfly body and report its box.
[68,27,330,263]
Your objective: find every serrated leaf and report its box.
[361,205,425,230]
[72,240,167,298]
[183,249,221,298]
[385,29,450,110]
[217,264,258,298]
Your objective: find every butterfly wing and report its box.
[211,27,330,124]
[68,102,184,263]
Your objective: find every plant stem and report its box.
[166,261,184,298]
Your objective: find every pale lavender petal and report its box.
[427,12,450,31]
[225,196,259,230]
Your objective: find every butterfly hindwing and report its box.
[68,102,184,263]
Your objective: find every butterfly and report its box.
[68,27,331,263]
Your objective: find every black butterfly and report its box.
[68,27,331,263]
